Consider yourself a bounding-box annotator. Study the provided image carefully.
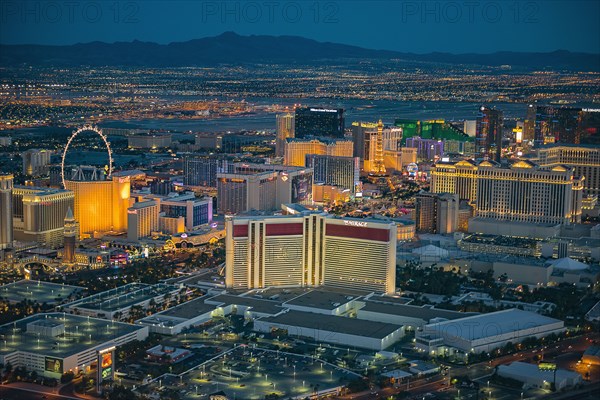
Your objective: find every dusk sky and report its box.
[0,0,599,53]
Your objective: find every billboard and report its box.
[45,357,63,373]
[101,351,113,379]
[291,174,311,203]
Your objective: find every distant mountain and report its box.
[1,32,599,71]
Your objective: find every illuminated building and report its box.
[312,185,351,204]
[217,164,313,214]
[415,192,459,234]
[22,149,52,176]
[431,159,583,224]
[294,107,345,138]
[0,174,13,250]
[12,186,75,248]
[463,120,477,137]
[351,121,378,159]
[64,167,130,238]
[142,192,212,232]
[195,133,223,150]
[127,199,160,240]
[405,137,444,161]
[383,125,403,151]
[356,121,402,172]
[534,144,600,196]
[63,207,77,264]
[432,159,481,203]
[183,155,229,187]
[524,104,536,141]
[0,313,148,379]
[225,214,397,294]
[371,120,386,175]
[275,113,295,157]
[127,134,172,149]
[305,154,360,193]
[476,106,503,161]
[284,138,353,167]
[534,106,582,144]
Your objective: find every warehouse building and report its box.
[415,309,564,354]
[497,362,582,391]
[254,310,405,350]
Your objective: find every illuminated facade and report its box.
[476,106,503,161]
[22,149,52,176]
[431,159,583,224]
[415,192,459,234]
[535,145,600,197]
[127,200,160,240]
[284,138,353,167]
[64,172,130,238]
[371,120,386,175]
[225,214,396,294]
[305,154,360,193]
[12,186,75,248]
[351,121,378,159]
[217,164,313,214]
[275,113,295,157]
[0,174,13,250]
[63,207,77,264]
[294,107,344,138]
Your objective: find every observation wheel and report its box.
[61,125,113,187]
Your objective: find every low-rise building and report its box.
[254,310,405,351]
[497,362,582,391]
[416,309,564,355]
[0,313,148,378]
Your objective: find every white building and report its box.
[0,313,148,378]
[416,308,564,354]
[254,310,405,351]
[497,362,582,391]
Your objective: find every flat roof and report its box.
[425,309,563,340]
[361,300,475,322]
[63,283,179,312]
[206,294,283,315]
[284,289,359,310]
[0,313,144,358]
[258,311,403,339]
[157,296,216,320]
[0,280,85,304]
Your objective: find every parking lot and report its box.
[143,346,359,399]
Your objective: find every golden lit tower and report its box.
[371,119,386,175]
[63,206,77,264]
[0,174,13,250]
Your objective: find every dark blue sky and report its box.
[1,0,598,53]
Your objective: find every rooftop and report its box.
[424,309,563,340]
[0,280,85,305]
[62,283,179,313]
[156,296,216,320]
[0,313,143,358]
[284,289,359,310]
[258,311,403,339]
[360,301,473,322]
[206,294,284,315]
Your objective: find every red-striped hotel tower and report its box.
[225,214,397,294]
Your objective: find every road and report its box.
[341,332,599,399]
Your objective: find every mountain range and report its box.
[1,32,599,71]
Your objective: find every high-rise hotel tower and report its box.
[0,174,13,250]
[431,159,583,225]
[225,214,397,294]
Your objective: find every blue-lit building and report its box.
[158,192,213,231]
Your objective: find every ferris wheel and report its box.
[61,125,113,187]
